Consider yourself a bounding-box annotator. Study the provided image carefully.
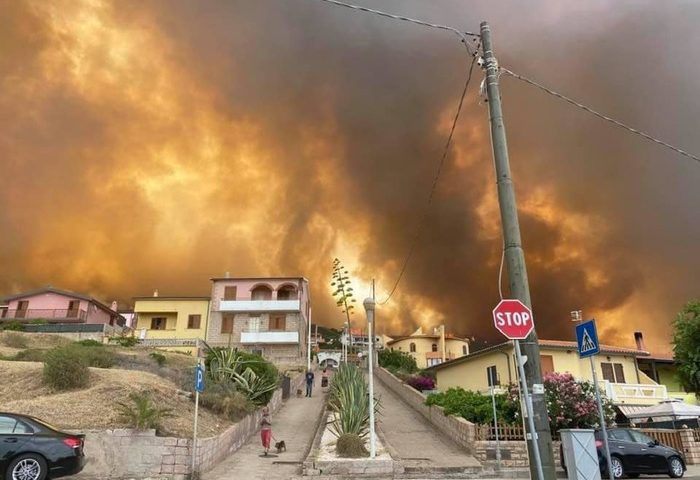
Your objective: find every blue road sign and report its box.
[576,319,600,358]
[194,364,205,393]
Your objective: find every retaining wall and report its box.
[474,440,562,468]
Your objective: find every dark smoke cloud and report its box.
[1,0,698,354]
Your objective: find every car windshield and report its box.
[629,430,655,444]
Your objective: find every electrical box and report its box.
[560,429,600,480]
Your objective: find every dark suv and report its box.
[561,428,686,478]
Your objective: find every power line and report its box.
[312,0,479,55]
[378,52,479,305]
[500,67,700,164]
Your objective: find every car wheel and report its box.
[668,456,684,478]
[610,456,624,479]
[6,454,47,480]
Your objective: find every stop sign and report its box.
[493,299,534,340]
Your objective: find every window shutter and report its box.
[601,362,615,382]
[613,363,626,383]
[224,286,237,300]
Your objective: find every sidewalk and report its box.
[202,382,326,480]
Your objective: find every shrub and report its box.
[1,321,25,332]
[149,352,167,367]
[13,348,49,362]
[336,433,368,458]
[117,391,173,432]
[200,380,254,421]
[378,349,417,374]
[112,336,138,347]
[30,318,48,325]
[43,347,90,390]
[76,339,103,347]
[204,346,279,405]
[79,345,115,368]
[406,375,435,392]
[425,387,518,424]
[2,332,29,349]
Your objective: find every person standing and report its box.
[305,370,315,397]
[260,406,272,455]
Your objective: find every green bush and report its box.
[112,336,138,347]
[2,332,29,349]
[149,352,167,367]
[30,318,48,325]
[43,347,90,390]
[425,387,518,424]
[204,346,279,405]
[336,433,368,458]
[200,380,254,421]
[1,321,25,332]
[117,391,173,432]
[13,348,49,362]
[378,349,418,374]
[80,345,115,368]
[75,339,103,347]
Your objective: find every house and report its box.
[133,294,211,355]
[634,331,698,406]
[206,276,310,365]
[427,339,670,413]
[386,326,470,369]
[0,286,125,326]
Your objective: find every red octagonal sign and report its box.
[493,299,534,340]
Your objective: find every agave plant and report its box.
[327,364,379,438]
[231,367,279,406]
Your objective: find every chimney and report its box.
[153,289,159,297]
[110,301,118,312]
[634,331,646,351]
[225,271,230,278]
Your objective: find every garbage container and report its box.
[560,429,600,480]
[281,374,291,400]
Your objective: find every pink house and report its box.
[0,286,125,326]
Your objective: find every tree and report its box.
[672,300,700,398]
[331,258,357,352]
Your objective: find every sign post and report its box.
[493,300,544,480]
[488,368,502,471]
[575,316,614,480]
[192,359,205,477]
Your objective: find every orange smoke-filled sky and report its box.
[1,0,699,354]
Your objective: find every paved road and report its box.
[202,383,326,480]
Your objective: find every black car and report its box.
[0,413,85,480]
[562,428,686,478]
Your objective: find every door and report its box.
[540,355,554,375]
[15,301,28,319]
[0,415,31,471]
[67,300,80,318]
[629,430,667,472]
[607,429,646,473]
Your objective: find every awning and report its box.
[616,405,651,418]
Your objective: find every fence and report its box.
[476,423,525,441]
[694,428,700,443]
[640,428,684,452]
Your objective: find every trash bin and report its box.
[560,429,600,480]
[281,374,291,400]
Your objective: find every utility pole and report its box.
[480,21,555,480]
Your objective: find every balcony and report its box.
[603,380,668,405]
[240,331,299,344]
[0,309,88,322]
[218,299,301,313]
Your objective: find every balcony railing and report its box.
[218,299,301,312]
[0,309,88,322]
[602,380,668,405]
[240,331,299,344]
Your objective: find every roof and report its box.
[1,286,124,321]
[386,334,469,345]
[427,339,650,372]
[133,296,211,301]
[209,276,308,282]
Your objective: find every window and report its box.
[462,345,468,355]
[16,300,28,318]
[427,358,443,367]
[431,343,438,352]
[187,314,201,329]
[409,342,416,353]
[221,314,234,334]
[487,365,499,386]
[629,430,655,445]
[67,300,80,317]
[601,362,626,383]
[0,416,31,434]
[150,317,167,330]
[223,286,237,300]
[270,315,286,331]
[248,315,261,332]
[608,429,634,442]
[540,355,555,375]
[277,286,298,300]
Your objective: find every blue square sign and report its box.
[194,364,205,393]
[576,319,600,358]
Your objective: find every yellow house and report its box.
[428,339,669,411]
[386,326,470,369]
[133,296,211,355]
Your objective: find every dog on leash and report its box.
[275,440,286,453]
[296,388,303,397]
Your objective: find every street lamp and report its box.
[363,297,376,458]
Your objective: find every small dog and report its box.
[296,388,303,397]
[275,440,286,453]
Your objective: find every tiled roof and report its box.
[386,334,469,345]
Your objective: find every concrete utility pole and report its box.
[480,21,556,480]
[364,284,377,458]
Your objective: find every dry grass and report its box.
[0,360,232,438]
[0,331,71,349]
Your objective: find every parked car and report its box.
[0,413,85,480]
[561,428,686,478]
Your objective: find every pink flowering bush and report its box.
[406,375,436,392]
[505,372,615,433]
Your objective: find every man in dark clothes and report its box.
[305,370,315,397]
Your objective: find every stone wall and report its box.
[474,440,561,468]
[680,429,700,465]
[375,367,476,452]
[77,372,306,479]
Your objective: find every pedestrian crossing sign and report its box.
[576,319,600,358]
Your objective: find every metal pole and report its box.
[364,291,377,459]
[481,21,555,480]
[591,356,615,480]
[307,307,312,371]
[514,340,544,480]
[491,384,502,470]
[191,359,200,478]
